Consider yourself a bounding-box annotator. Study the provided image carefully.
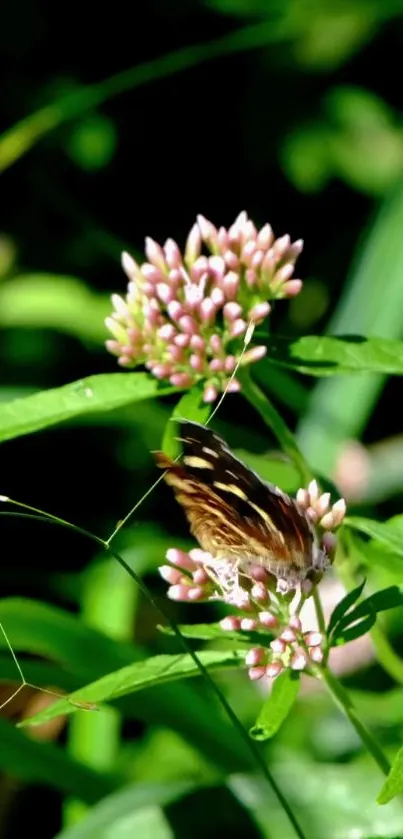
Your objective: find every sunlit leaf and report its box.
[378,746,403,805]
[331,613,376,646]
[260,334,403,376]
[345,517,403,558]
[21,650,245,727]
[0,373,180,443]
[158,621,274,646]
[250,671,300,740]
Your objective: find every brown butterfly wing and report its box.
[155,421,315,575]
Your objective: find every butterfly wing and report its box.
[155,421,316,578]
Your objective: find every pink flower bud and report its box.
[152,363,173,379]
[122,251,141,280]
[251,249,264,270]
[301,578,314,596]
[224,355,237,373]
[309,646,324,664]
[170,372,194,387]
[257,224,274,249]
[192,567,209,585]
[283,279,303,298]
[296,488,310,509]
[141,263,164,284]
[321,531,338,555]
[210,334,223,354]
[241,239,257,265]
[225,378,241,393]
[259,611,278,629]
[163,238,182,270]
[167,584,191,601]
[189,548,212,564]
[308,480,320,504]
[184,281,206,308]
[266,661,283,679]
[208,255,226,282]
[245,268,257,288]
[190,256,209,282]
[331,498,347,526]
[185,224,202,265]
[190,334,205,351]
[158,323,176,341]
[220,616,241,631]
[118,355,134,367]
[209,359,224,372]
[271,638,286,655]
[245,647,266,667]
[248,302,271,322]
[289,616,302,632]
[223,302,242,321]
[315,492,331,517]
[158,565,182,584]
[251,583,268,603]
[166,344,183,362]
[319,512,335,530]
[187,586,205,601]
[174,333,190,348]
[240,346,267,365]
[248,666,267,681]
[105,340,121,356]
[156,283,174,304]
[304,631,322,647]
[217,227,229,251]
[223,272,239,299]
[290,649,308,671]
[178,315,198,334]
[204,383,218,403]
[230,319,247,338]
[210,286,225,306]
[167,300,184,321]
[197,215,218,248]
[166,548,196,571]
[199,298,216,323]
[272,234,291,260]
[224,250,239,270]
[105,317,127,342]
[145,237,167,272]
[281,627,297,643]
[240,617,258,631]
[288,239,304,260]
[190,354,205,372]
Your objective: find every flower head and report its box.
[105,212,303,402]
[158,481,346,681]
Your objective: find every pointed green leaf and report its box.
[21,650,245,728]
[259,334,403,377]
[331,613,376,646]
[327,579,366,637]
[0,373,179,442]
[158,621,274,645]
[378,746,403,804]
[346,516,403,558]
[249,670,300,740]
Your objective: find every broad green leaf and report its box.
[378,746,403,804]
[338,586,403,630]
[21,650,246,728]
[158,621,274,646]
[0,598,254,772]
[0,717,117,803]
[345,516,403,558]
[162,385,211,457]
[249,671,300,740]
[260,334,403,376]
[0,373,179,443]
[327,579,366,637]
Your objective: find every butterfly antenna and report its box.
[208,319,255,426]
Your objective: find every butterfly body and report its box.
[155,421,328,590]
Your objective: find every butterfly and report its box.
[154,420,328,591]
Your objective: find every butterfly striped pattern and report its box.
[155,421,328,591]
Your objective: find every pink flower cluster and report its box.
[105,212,303,402]
[158,482,347,681]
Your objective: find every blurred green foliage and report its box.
[2,0,403,837]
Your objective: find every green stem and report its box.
[238,367,312,485]
[312,587,326,635]
[319,665,391,776]
[0,503,307,839]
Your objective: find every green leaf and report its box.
[378,745,403,804]
[0,717,117,803]
[345,516,403,558]
[327,579,366,637]
[162,385,211,458]
[249,671,300,740]
[331,612,376,646]
[158,621,274,645]
[260,334,403,376]
[0,373,179,443]
[21,650,245,728]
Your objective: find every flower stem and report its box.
[312,587,326,634]
[319,665,391,776]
